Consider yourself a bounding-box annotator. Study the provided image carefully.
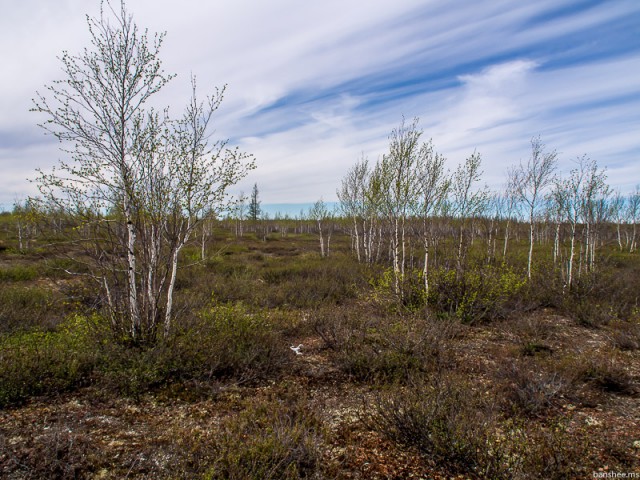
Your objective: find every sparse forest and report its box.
[1,2,639,479]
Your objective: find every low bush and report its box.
[578,353,637,395]
[0,264,39,282]
[555,351,637,397]
[204,397,325,479]
[497,358,567,416]
[531,264,640,327]
[0,417,98,480]
[368,373,586,479]
[0,286,64,333]
[314,306,458,382]
[98,302,290,398]
[607,319,640,351]
[202,253,365,309]
[0,314,100,407]
[1,301,291,405]
[426,264,527,323]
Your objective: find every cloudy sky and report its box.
[1,0,639,209]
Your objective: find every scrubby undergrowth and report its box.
[1,226,639,478]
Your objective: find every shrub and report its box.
[368,373,586,479]
[555,351,637,397]
[314,306,458,382]
[579,354,637,395]
[532,264,640,327]
[204,397,325,479]
[367,374,519,478]
[607,320,640,351]
[427,264,527,323]
[368,267,428,311]
[0,286,62,334]
[497,358,567,416]
[0,314,100,407]
[0,264,39,282]
[0,418,97,479]
[97,302,290,398]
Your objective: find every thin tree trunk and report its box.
[554,222,560,264]
[527,218,534,279]
[503,219,510,259]
[125,207,141,341]
[318,220,325,257]
[393,217,400,294]
[353,217,361,262]
[423,240,429,297]
[568,227,576,289]
[164,245,180,338]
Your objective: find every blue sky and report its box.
[1,0,639,208]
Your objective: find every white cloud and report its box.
[1,0,638,208]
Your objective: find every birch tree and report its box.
[309,198,332,258]
[502,169,520,259]
[377,117,428,295]
[411,144,449,296]
[512,136,557,279]
[451,151,488,269]
[610,191,626,251]
[553,156,606,288]
[31,1,254,343]
[337,156,369,262]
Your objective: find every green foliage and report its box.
[97,302,289,398]
[186,301,289,381]
[0,299,289,405]
[0,314,100,407]
[0,264,39,282]
[427,264,527,323]
[368,267,428,311]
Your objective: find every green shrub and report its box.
[427,264,527,323]
[0,286,62,333]
[97,302,289,398]
[0,264,39,282]
[368,267,428,311]
[204,397,324,479]
[0,314,100,407]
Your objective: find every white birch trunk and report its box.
[164,245,180,338]
[527,217,534,279]
[125,209,141,340]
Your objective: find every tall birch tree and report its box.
[31,1,254,343]
[512,136,557,279]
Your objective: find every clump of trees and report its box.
[337,117,637,302]
[31,1,254,344]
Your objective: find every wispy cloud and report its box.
[1,0,638,206]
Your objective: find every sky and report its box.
[1,0,639,210]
